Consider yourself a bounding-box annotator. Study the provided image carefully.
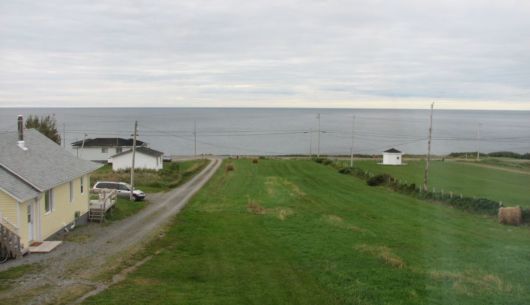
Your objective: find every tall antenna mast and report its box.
[350,115,356,167]
[130,120,138,200]
[317,113,321,158]
[423,102,434,192]
[194,120,197,158]
[476,123,481,161]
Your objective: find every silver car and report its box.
[92,181,146,201]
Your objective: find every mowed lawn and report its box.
[352,159,530,208]
[83,159,530,305]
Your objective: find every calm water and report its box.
[1,108,529,156]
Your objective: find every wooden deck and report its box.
[89,189,118,223]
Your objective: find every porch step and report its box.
[88,208,106,223]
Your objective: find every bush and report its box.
[252,159,259,164]
[338,167,353,175]
[322,159,333,165]
[226,164,235,172]
[367,174,392,186]
[522,208,530,223]
[313,158,325,164]
[447,197,499,215]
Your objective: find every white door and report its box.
[27,203,34,242]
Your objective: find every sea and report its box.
[1,108,529,156]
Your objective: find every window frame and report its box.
[44,189,54,214]
[69,180,74,203]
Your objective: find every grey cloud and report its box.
[0,0,529,108]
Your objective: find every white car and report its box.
[92,181,146,201]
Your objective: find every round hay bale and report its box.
[498,207,522,226]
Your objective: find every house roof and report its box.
[110,147,164,158]
[71,138,146,148]
[383,148,402,153]
[0,167,40,202]
[0,130,102,195]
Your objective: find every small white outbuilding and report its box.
[109,147,164,171]
[382,148,403,165]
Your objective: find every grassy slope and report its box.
[84,159,530,305]
[352,159,530,207]
[105,198,147,222]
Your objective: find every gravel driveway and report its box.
[0,157,221,305]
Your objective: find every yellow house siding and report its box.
[0,190,18,229]
[39,174,90,240]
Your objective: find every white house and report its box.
[71,138,147,162]
[382,148,403,165]
[108,147,164,171]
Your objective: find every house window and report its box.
[102,147,108,153]
[45,190,54,213]
[116,147,123,153]
[69,181,74,203]
[80,176,84,194]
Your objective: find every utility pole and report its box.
[194,120,197,158]
[309,128,313,158]
[130,120,138,200]
[79,133,87,158]
[423,102,434,192]
[317,113,321,158]
[350,115,356,168]
[476,123,481,161]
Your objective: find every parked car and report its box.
[92,181,146,201]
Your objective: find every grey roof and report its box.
[0,167,40,202]
[384,148,402,153]
[110,146,164,158]
[71,138,146,148]
[0,130,102,194]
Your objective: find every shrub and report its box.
[252,159,259,164]
[313,158,325,164]
[367,174,392,186]
[522,208,530,223]
[322,159,333,166]
[338,167,353,175]
[226,164,235,172]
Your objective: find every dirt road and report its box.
[0,157,222,305]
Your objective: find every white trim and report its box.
[0,185,26,202]
[35,196,42,241]
[1,162,99,195]
[0,163,42,192]
[16,201,20,229]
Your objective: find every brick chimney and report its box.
[17,115,27,151]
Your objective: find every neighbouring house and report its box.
[71,138,147,162]
[108,147,164,171]
[382,148,403,165]
[0,116,101,257]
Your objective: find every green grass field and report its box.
[83,159,530,305]
[350,159,530,208]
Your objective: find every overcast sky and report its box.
[1,0,529,109]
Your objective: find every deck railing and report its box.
[0,216,22,259]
